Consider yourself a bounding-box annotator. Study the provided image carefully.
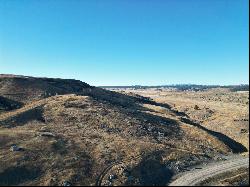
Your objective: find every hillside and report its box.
[122,88,249,152]
[0,75,247,186]
[0,74,91,103]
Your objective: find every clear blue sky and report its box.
[0,0,249,86]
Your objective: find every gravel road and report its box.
[169,156,249,186]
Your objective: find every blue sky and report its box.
[0,0,249,86]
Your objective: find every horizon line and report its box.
[0,74,249,87]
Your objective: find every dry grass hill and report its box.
[0,75,247,186]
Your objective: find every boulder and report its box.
[10,144,22,151]
[40,132,55,137]
[62,181,71,186]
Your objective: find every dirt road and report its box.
[169,156,249,186]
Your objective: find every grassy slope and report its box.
[0,76,246,186]
[0,93,231,186]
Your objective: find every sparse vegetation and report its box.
[198,167,249,186]
[0,75,248,186]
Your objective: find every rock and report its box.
[10,144,22,151]
[108,174,117,182]
[100,123,108,129]
[158,132,164,137]
[62,181,71,186]
[40,132,55,137]
[106,181,112,186]
[40,126,49,132]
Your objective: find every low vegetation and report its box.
[198,167,249,186]
[0,75,248,186]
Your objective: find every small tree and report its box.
[194,105,200,110]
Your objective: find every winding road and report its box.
[169,155,249,186]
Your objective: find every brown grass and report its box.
[0,77,248,186]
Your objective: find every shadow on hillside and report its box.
[125,151,173,186]
[0,96,23,112]
[0,166,41,186]
[1,107,45,128]
[180,117,248,153]
[86,87,188,117]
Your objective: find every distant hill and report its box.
[101,84,249,91]
[226,85,249,92]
